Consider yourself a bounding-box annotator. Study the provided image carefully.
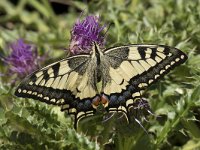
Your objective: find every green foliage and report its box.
[0,0,200,149]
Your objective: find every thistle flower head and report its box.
[69,15,106,55]
[5,39,39,77]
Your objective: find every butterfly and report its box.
[15,43,187,128]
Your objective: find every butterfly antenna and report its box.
[79,9,87,21]
[103,23,111,38]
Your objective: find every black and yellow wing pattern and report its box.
[15,54,99,127]
[102,45,187,120]
[15,44,187,128]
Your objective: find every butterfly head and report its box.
[91,42,103,56]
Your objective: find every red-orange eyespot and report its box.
[92,96,100,109]
[101,94,109,107]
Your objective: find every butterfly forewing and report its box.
[15,54,99,127]
[103,45,187,115]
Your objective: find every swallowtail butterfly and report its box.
[15,43,187,128]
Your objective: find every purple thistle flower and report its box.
[69,15,107,55]
[5,39,39,77]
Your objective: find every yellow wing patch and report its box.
[15,55,98,107]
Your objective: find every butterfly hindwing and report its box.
[103,44,187,114]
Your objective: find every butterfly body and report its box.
[15,43,187,128]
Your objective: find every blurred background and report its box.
[0,0,200,149]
